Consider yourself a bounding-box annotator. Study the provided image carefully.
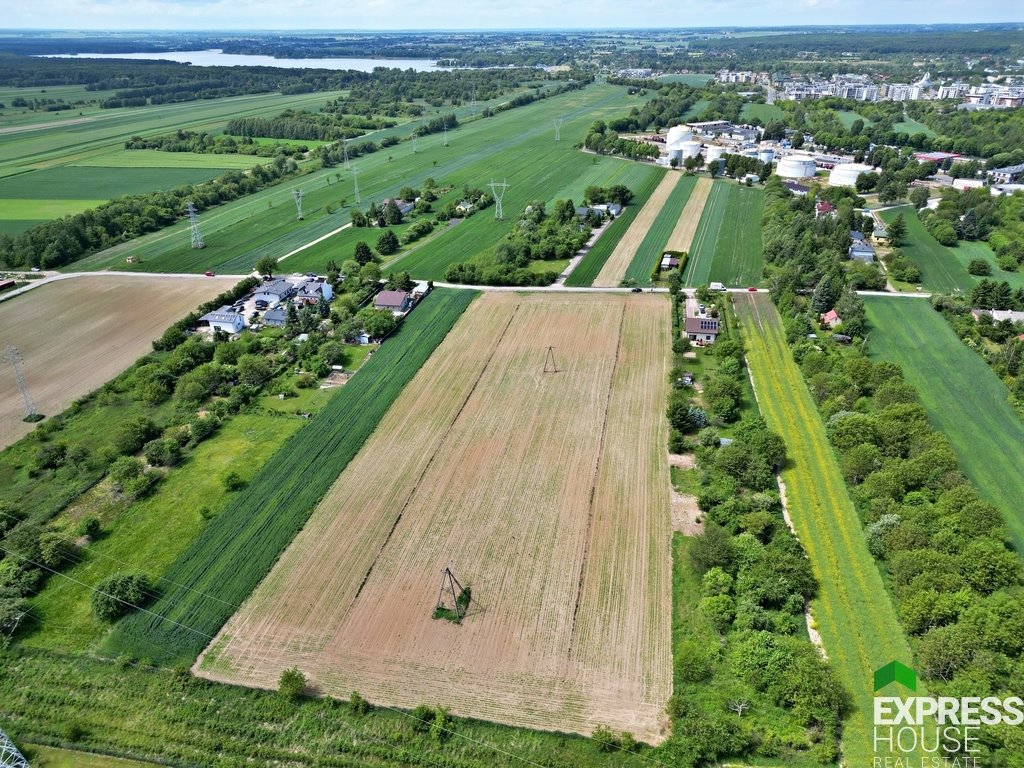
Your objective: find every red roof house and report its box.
[821,309,842,328]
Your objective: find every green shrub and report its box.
[222,472,246,492]
[92,572,153,622]
[278,667,306,702]
[349,690,370,715]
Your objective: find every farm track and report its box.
[199,292,672,742]
[734,293,918,768]
[593,172,682,287]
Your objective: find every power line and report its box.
[488,179,510,221]
[292,188,304,220]
[2,344,37,421]
[186,202,204,249]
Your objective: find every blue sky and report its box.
[5,0,1021,31]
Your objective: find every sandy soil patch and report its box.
[197,292,672,743]
[593,173,681,288]
[664,176,712,253]
[0,275,235,449]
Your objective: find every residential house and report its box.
[820,309,842,328]
[660,255,680,270]
[200,306,245,334]
[294,279,334,306]
[593,203,623,217]
[264,306,288,328]
[685,315,720,345]
[872,227,889,245]
[782,181,810,197]
[816,201,835,219]
[374,290,412,314]
[971,309,1024,324]
[455,200,475,215]
[848,231,875,262]
[253,279,296,306]
[382,198,415,216]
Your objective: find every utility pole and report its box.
[0,729,28,768]
[553,118,564,141]
[3,344,37,422]
[343,138,351,170]
[292,188,304,220]
[352,166,361,204]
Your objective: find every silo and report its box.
[681,140,702,159]
[705,145,726,163]
[758,149,775,164]
[829,162,875,187]
[666,125,693,145]
[776,155,817,179]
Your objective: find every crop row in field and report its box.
[564,166,664,287]
[683,181,764,287]
[740,103,785,123]
[198,292,672,742]
[0,166,238,201]
[733,292,916,768]
[107,288,477,664]
[73,84,650,277]
[864,297,1024,552]
[71,149,266,169]
[621,175,697,283]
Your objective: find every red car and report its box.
[204,271,215,277]
[747,286,758,292]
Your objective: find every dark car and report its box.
[631,287,643,293]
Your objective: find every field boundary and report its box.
[593,172,681,287]
[664,176,712,253]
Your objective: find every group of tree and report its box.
[227,111,397,143]
[444,198,595,287]
[125,130,308,158]
[580,120,660,160]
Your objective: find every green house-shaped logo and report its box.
[874,661,917,692]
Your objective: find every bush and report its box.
[113,417,159,455]
[92,572,152,621]
[222,472,246,492]
[349,690,370,714]
[76,516,101,539]
[108,456,145,492]
[143,438,182,467]
[278,667,306,702]
[967,259,991,276]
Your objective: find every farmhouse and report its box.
[821,309,842,328]
[382,198,415,216]
[848,232,875,262]
[374,290,412,314]
[972,308,1024,324]
[253,279,296,306]
[592,203,623,217]
[815,201,835,219]
[685,314,720,344]
[872,227,889,244]
[455,200,475,215]
[200,306,245,334]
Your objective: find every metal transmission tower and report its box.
[488,179,509,221]
[186,202,204,249]
[543,346,559,373]
[470,85,476,114]
[412,123,419,153]
[3,344,38,422]
[343,138,351,170]
[351,166,361,204]
[553,118,564,141]
[0,729,28,768]
[292,188,304,220]
[436,566,469,621]
[443,125,448,147]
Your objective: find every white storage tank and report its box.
[681,140,702,159]
[758,149,775,164]
[776,155,818,179]
[829,162,875,187]
[666,125,694,146]
[705,144,726,162]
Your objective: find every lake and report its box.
[41,49,448,71]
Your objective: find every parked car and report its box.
[630,287,643,293]
[204,270,215,277]
[747,286,758,292]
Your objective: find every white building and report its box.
[200,307,245,334]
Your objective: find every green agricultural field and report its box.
[656,74,714,86]
[741,103,784,123]
[0,166,242,201]
[72,149,266,169]
[22,414,303,654]
[865,297,1024,552]
[892,117,936,138]
[880,207,974,293]
[23,743,160,768]
[564,165,664,286]
[683,181,763,287]
[835,110,872,129]
[622,174,697,284]
[733,292,917,768]
[107,288,477,664]
[0,220,40,235]
[71,84,654,278]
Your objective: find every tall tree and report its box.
[255,255,278,278]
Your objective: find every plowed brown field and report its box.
[593,173,680,287]
[0,274,237,449]
[198,292,672,742]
